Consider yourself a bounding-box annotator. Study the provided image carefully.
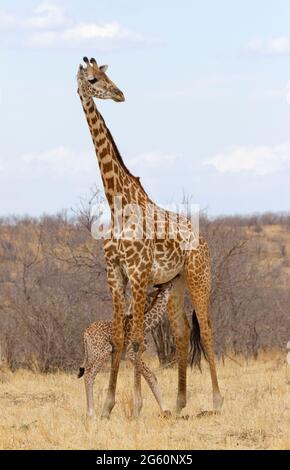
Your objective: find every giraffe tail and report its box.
[77,367,85,378]
[77,331,89,378]
[189,310,208,371]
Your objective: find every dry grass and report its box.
[0,352,289,450]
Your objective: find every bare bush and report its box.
[151,213,290,365]
[0,199,289,371]
[0,193,111,371]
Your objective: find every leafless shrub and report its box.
[0,196,289,371]
[151,213,290,365]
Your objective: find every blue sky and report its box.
[0,0,290,216]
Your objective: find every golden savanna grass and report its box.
[0,352,289,450]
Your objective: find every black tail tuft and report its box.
[190,310,208,371]
[77,367,85,378]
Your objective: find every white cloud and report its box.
[25,30,58,47]
[0,147,178,181]
[25,21,136,47]
[0,10,17,29]
[0,2,142,48]
[245,36,290,56]
[21,146,94,174]
[0,146,95,176]
[63,22,131,41]
[205,142,290,175]
[128,151,177,170]
[25,2,68,30]
[250,87,285,101]
[18,148,178,180]
[0,2,68,31]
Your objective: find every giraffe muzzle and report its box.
[113,90,125,102]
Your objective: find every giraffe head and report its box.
[77,56,125,102]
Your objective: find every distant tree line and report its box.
[0,196,289,371]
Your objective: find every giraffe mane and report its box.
[97,109,151,200]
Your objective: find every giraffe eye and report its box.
[88,77,98,84]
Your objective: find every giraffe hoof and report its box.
[133,401,143,418]
[213,394,224,411]
[196,410,221,418]
[160,409,172,419]
[176,397,186,414]
[133,409,142,419]
[86,408,97,420]
[86,413,97,421]
[179,414,190,420]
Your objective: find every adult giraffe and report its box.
[77,57,223,418]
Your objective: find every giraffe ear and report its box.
[99,65,108,73]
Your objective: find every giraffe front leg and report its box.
[101,265,126,419]
[129,277,149,358]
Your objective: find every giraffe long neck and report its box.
[78,93,150,208]
[144,288,171,333]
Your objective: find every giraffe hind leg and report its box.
[185,247,223,411]
[84,344,111,419]
[166,275,190,413]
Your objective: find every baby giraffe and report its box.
[78,278,177,418]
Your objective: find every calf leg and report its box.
[84,348,111,419]
[127,346,170,416]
